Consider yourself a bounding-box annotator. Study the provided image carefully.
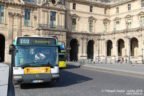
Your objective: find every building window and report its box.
[89,20,93,32]
[128,4,131,11]
[73,3,76,10]
[127,19,131,29]
[90,5,93,12]
[115,21,120,31]
[142,0,144,7]
[0,5,4,24]
[24,9,31,26]
[50,11,56,28]
[116,7,119,14]
[59,0,65,5]
[104,8,107,14]
[104,23,108,32]
[72,18,76,31]
[140,16,144,27]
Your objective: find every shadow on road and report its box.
[55,70,92,87]
[64,64,80,69]
[20,65,92,89]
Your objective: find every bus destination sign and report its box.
[17,37,56,45]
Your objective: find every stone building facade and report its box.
[0,0,144,64]
[0,0,66,63]
[66,0,144,64]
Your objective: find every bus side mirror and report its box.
[58,46,61,53]
[9,45,15,55]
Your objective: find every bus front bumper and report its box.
[14,73,59,84]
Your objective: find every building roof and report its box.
[91,0,122,3]
[22,0,37,5]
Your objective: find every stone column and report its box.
[17,15,22,36]
[78,38,82,60]
[93,39,98,57]
[57,12,60,27]
[138,35,142,63]
[112,40,118,63]
[8,13,14,44]
[113,40,118,57]
[83,38,88,59]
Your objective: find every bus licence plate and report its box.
[32,80,44,83]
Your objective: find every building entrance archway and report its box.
[130,38,138,56]
[107,40,112,56]
[70,39,78,61]
[118,39,125,56]
[0,35,5,62]
[87,40,94,59]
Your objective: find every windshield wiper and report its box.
[20,62,54,68]
[20,62,37,68]
[21,64,32,68]
[41,62,54,68]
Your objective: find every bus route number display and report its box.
[20,39,30,45]
[17,37,56,45]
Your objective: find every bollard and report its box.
[7,65,15,96]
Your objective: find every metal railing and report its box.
[77,57,143,65]
[37,24,67,31]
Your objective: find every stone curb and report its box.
[80,65,144,79]
[0,63,9,96]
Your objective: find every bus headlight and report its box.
[52,74,59,78]
[14,75,22,81]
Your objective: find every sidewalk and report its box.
[0,63,9,96]
[68,62,144,79]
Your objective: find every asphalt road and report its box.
[15,64,144,96]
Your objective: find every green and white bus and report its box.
[9,36,59,84]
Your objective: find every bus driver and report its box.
[35,51,46,61]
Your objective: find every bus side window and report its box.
[58,46,61,53]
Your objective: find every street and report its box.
[15,64,144,96]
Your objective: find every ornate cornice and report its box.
[125,14,133,19]
[114,17,121,21]
[8,12,24,18]
[88,16,97,22]
[66,0,110,8]
[71,14,80,19]
[138,11,144,16]
[65,0,136,8]
[0,0,38,8]
[103,18,110,24]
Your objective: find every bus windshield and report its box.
[15,46,58,67]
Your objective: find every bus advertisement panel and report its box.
[58,41,66,68]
